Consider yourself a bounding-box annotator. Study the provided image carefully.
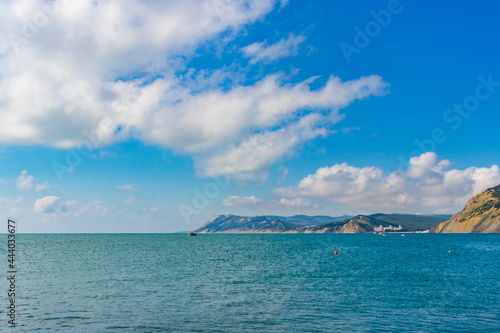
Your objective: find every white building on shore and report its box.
[374,225,403,232]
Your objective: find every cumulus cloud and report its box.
[0,0,278,145]
[16,170,48,191]
[117,184,137,191]
[278,198,318,208]
[34,196,79,214]
[197,113,331,181]
[275,152,500,210]
[221,195,263,206]
[192,75,388,180]
[0,0,277,147]
[0,0,389,181]
[34,196,61,213]
[17,171,34,190]
[241,33,306,63]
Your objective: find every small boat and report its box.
[188,232,197,236]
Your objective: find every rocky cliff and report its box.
[431,184,500,233]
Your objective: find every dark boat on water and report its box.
[188,232,197,236]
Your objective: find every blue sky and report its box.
[0,0,499,232]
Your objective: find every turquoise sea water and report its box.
[1,234,499,332]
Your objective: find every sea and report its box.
[1,233,499,332]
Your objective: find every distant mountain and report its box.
[368,213,449,231]
[195,214,353,233]
[431,184,500,233]
[288,215,400,233]
[196,213,445,234]
[424,214,454,220]
[196,215,300,233]
[266,214,353,227]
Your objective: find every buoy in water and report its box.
[334,251,338,255]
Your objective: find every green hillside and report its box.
[368,213,449,231]
[267,215,353,227]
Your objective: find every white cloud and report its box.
[122,196,135,204]
[0,0,281,148]
[34,196,79,214]
[221,195,263,206]
[276,166,288,184]
[340,126,361,134]
[279,197,318,208]
[66,200,109,217]
[275,152,500,211]
[197,113,331,181]
[98,151,115,158]
[242,33,306,63]
[16,170,48,191]
[0,196,24,216]
[34,196,61,213]
[143,74,387,153]
[0,0,388,181]
[131,206,160,220]
[35,183,49,191]
[220,194,318,208]
[190,75,388,180]
[117,184,137,191]
[17,171,34,190]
